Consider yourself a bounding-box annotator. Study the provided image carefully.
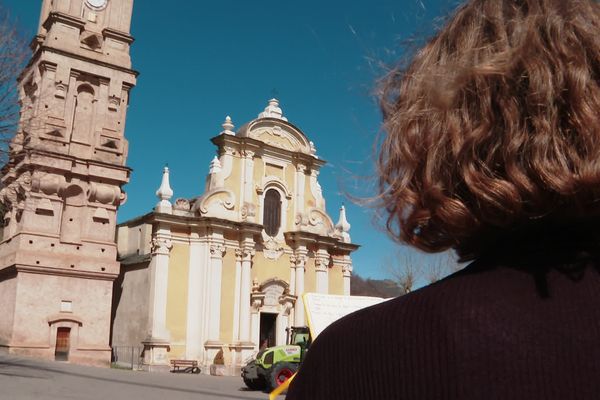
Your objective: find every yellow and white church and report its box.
[112,99,358,374]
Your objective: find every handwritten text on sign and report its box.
[303,293,386,339]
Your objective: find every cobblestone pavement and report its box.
[0,354,283,400]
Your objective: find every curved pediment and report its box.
[295,207,336,237]
[192,188,236,218]
[237,118,315,156]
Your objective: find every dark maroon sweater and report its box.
[286,244,600,399]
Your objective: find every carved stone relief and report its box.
[0,171,33,211]
[31,174,66,197]
[173,198,191,211]
[88,183,122,205]
[250,278,294,314]
[295,207,335,237]
[209,244,226,258]
[241,202,256,222]
[251,128,298,152]
[151,237,173,255]
[261,230,284,261]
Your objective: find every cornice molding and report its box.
[15,264,118,281]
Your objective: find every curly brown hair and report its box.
[378,0,600,260]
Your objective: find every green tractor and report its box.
[241,326,311,391]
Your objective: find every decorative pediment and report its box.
[192,188,235,218]
[256,176,293,199]
[238,119,313,155]
[295,207,336,237]
[259,278,289,306]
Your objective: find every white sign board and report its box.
[303,293,386,339]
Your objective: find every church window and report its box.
[263,189,281,237]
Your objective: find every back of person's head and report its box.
[378,0,600,260]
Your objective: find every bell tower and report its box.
[0,0,136,366]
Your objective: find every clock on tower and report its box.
[86,0,108,9]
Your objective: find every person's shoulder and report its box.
[319,260,503,342]
[286,262,506,399]
[286,272,475,399]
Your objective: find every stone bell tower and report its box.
[0,0,136,366]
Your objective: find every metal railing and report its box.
[111,346,144,370]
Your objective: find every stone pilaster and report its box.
[334,255,353,296]
[295,164,307,219]
[205,235,226,371]
[232,248,243,342]
[315,247,330,294]
[250,294,263,352]
[238,244,255,343]
[142,224,172,372]
[242,149,255,222]
[184,231,208,362]
[293,245,308,326]
[288,254,297,324]
[342,261,353,296]
[231,236,256,370]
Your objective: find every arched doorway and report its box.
[250,278,296,350]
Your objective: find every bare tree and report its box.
[426,257,446,284]
[0,6,29,164]
[385,250,462,293]
[385,251,423,294]
[426,253,463,284]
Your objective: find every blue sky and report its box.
[3,0,460,281]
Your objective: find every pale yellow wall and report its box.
[305,175,316,209]
[285,200,295,232]
[252,158,264,206]
[252,252,291,285]
[328,266,344,295]
[304,258,316,293]
[166,243,190,358]
[285,166,295,189]
[285,166,296,228]
[219,250,237,343]
[265,163,284,180]
[224,155,243,201]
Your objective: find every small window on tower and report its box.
[263,189,281,237]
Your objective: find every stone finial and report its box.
[208,156,224,189]
[335,204,351,243]
[257,98,288,121]
[155,166,173,213]
[209,156,222,174]
[221,116,235,135]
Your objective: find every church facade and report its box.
[113,100,358,373]
[0,0,136,366]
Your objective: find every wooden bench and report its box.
[170,359,200,374]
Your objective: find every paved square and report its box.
[0,354,282,400]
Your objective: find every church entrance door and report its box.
[55,328,71,361]
[259,313,277,349]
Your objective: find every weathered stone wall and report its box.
[0,276,17,347]
[111,262,149,348]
